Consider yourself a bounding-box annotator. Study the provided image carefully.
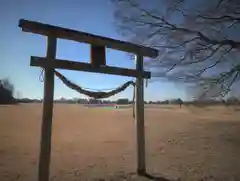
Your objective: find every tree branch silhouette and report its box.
[112,0,240,99]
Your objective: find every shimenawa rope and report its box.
[39,68,137,118]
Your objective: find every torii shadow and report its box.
[140,172,174,181]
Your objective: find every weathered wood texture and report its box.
[19,19,158,58]
[38,37,56,181]
[91,45,106,67]
[30,56,151,79]
[135,55,146,175]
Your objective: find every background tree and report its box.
[116,98,130,104]
[112,0,240,99]
[176,98,183,107]
[161,100,169,104]
[0,78,15,104]
[226,96,239,105]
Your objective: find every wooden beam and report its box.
[38,37,57,181]
[135,54,146,175]
[19,19,158,58]
[30,56,151,79]
[91,45,106,67]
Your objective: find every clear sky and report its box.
[0,0,187,101]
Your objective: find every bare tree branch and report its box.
[112,0,240,99]
[119,1,240,48]
[216,0,228,9]
[197,15,240,22]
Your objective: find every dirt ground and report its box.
[0,104,240,181]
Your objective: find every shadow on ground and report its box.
[92,172,175,181]
[141,172,173,181]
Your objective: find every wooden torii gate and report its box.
[18,19,158,181]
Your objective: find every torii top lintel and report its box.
[18,19,158,58]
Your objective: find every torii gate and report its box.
[18,19,158,181]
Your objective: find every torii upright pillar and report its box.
[135,54,146,175]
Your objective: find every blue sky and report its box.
[0,0,187,101]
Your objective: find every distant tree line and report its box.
[1,79,239,106]
[14,97,240,107]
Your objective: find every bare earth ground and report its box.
[0,104,240,181]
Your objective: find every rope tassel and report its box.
[132,84,136,119]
